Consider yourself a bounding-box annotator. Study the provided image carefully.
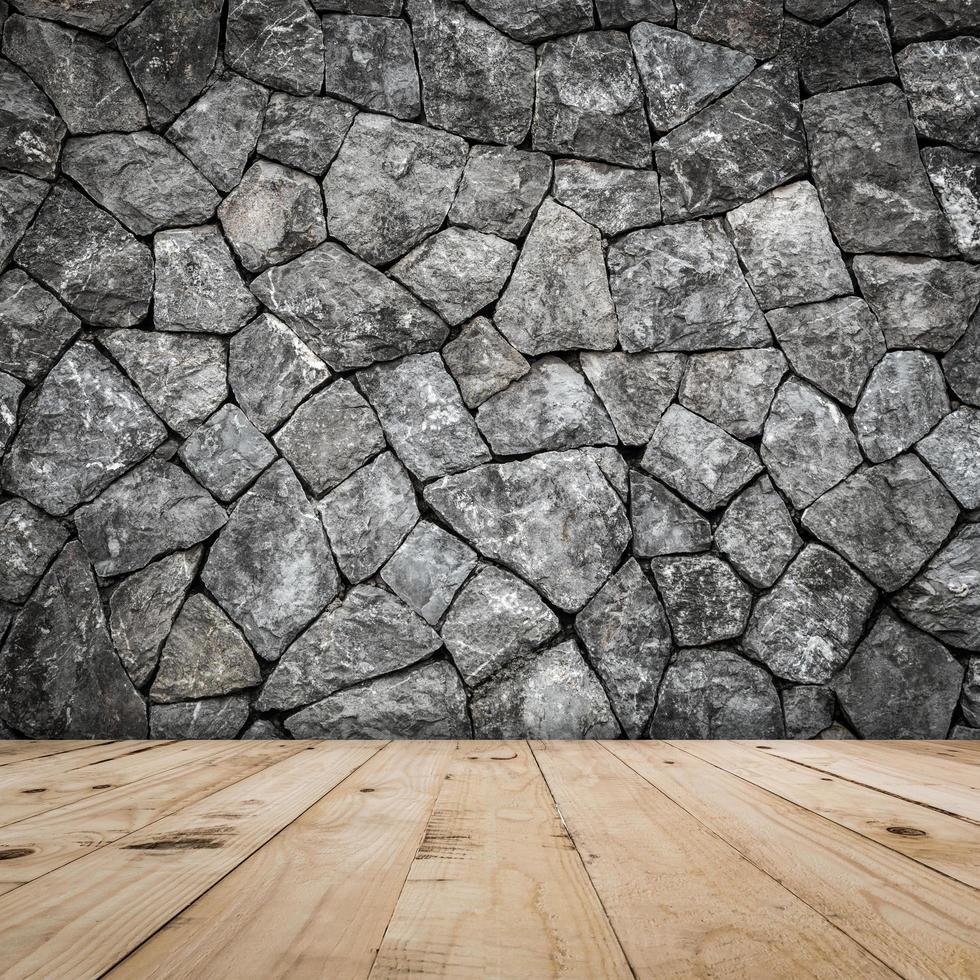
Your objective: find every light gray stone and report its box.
[782,685,835,739]
[0,497,68,603]
[552,159,661,237]
[257,92,356,176]
[0,56,65,179]
[441,317,529,409]
[0,370,22,453]
[630,471,711,558]
[923,146,980,262]
[150,694,248,738]
[917,407,980,510]
[241,719,281,739]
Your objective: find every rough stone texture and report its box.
[150,695,248,738]
[553,160,661,237]
[597,0,674,28]
[0,497,68,603]
[609,220,770,354]
[0,369,22,453]
[834,610,963,739]
[257,93,356,176]
[630,471,711,558]
[743,544,877,684]
[442,317,529,409]
[781,685,835,740]
[650,647,784,739]
[0,56,65,179]
[923,147,980,261]
[887,0,980,45]
[465,0,592,41]
[943,310,980,408]
[963,659,980,728]
[6,0,147,36]
[675,0,782,58]
[917,407,980,510]
[470,640,621,739]
[0,171,46,269]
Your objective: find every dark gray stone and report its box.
[441,565,559,687]
[887,0,980,44]
[816,721,857,739]
[9,0,148,34]
[322,14,419,119]
[917,407,980,510]
[471,639,620,738]
[257,93,356,176]
[0,57,64,179]
[314,0,402,13]
[951,725,980,740]
[0,497,68,603]
[675,0,783,59]
[834,610,963,739]
[649,647,784,739]
[285,659,471,738]
[552,159,661,237]
[782,685,835,739]
[743,544,877,684]
[241,719,280,739]
[0,541,147,737]
[923,146,980,262]
[150,694,248,738]
[426,449,631,612]
[202,460,338,660]
[0,370,22,453]
[597,0,674,27]
[1,341,165,516]
[943,308,980,407]
[803,455,960,592]
[465,0,592,41]
[0,171,46,269]
[442,317,529,409]
[963,658,980,728]
[630,470,711,558]
[609,220,770,354]
[318,451,419,582]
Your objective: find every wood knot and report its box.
[0,848,33,861]
[886,826,926,837]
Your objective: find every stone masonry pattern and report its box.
[1,0,979,742]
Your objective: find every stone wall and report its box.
[0,0,978,741]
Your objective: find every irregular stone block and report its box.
[675,0,783,59]
[782,685,835,740]
[916,407,980,510]
[552,159,661,237]
[630,471,711,558]
[442,317,529,409]
[0,497,68,603]
[257,93,356,176]
[0,171,46,269]
[597,0,674,27]
[887,0,980,44]
[0,57,64,179]
[10,0,148,35]
[963,658,980,728]
[150,695,248,738]
[465,0,592,41]
[0,370,22,454]
[943,309,980,407]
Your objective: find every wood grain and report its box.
[0,741,113,767]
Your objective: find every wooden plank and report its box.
[0,741,113,767]
[108,740,455,980]
[837,741,980,791]
[878,741,980,763]
[682,740,980,890]
[0,740,381,980]
[0,740,305,895]
[612,741,980,980]
[369,740,633,979]
[759,740,980,821]
[532,740,892,980]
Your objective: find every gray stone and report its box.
[580,352,684,446]
[426,450,630,612]
[257,93,356,176]
[286,659,471,739]
[963,658,980,728]
[381,522,477,625]
[62,132,218,237]
[116,0,221,127]
[441,565,559,687]
[315,0,403,12]
[533,30,651,168]
[228,313,330,434]
[893,524,980,651]
[465,0,592,41]
[109,547,202,687]
[943,309,980,407]
[100,330,227,438]
[679,349,787,439]
[552,159,661,237]
[1,342,165,516]
[225,0,323,96]
[273,379,385,495]
[609,220,770,354]
[442,317,529,409]
[0,57,64,179]
[476,356,617,457]
[766,298,886,408]
[358,353,490,480]
[151,594,260,703]
[854,352,950,463]
[471,639,620,738]
[816,722,857,739]
[804,83,954,256]
[75,458,226,578]
[242,719,280,739]
[782,685,835,740]
[852,255,980,353]
[652,554,753,647]
[887,0,980,44]
[743,544,877,684]
[318,451,418,582]
[952,725,980,740]
[447,144,552,240]
[322,14,419,119]
[761,378,861,509]
[251,243,449,371]
[716,477,802,589]
[649,647,784,739]
[803,455,960,592]
[178,405,277,502]
[202,460,338,660]
[8,0,148,34]
[834,610,963,739]
[324,113,467,266]
[923,147,980,262]
[656,63,806,221]
[597,0,674,27]
[0,541,146,737]
[153,225,258,335]
[14,182,153,328]
[0,497,68,603]
[390,228,517,327]
[0,171,46,269]
[724,182,851,311]
[407,0,534,145]
[0,370,22,453]
[676,0,783,59]
[259,584,442,710]
[630,22,755,132]
[166,73,269,194]
[495,200,618,356]
[917,407,980,510]
[641,405,763,512]
[630,471,711,558]
[586,446,629,503]
[218,160,326,273]
[150,695,248,738]
[3,14,146,133]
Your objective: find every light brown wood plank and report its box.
[108,740,454,980]
[0,741,381,980]
[877,741,980,764]
[369,740,632,979]
[0,740,305,894]
[836,741,980,791]
[612,741,980,980]
[532,739,892,979]
[0,741,113,767]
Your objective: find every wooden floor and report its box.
[0,741,978,979]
